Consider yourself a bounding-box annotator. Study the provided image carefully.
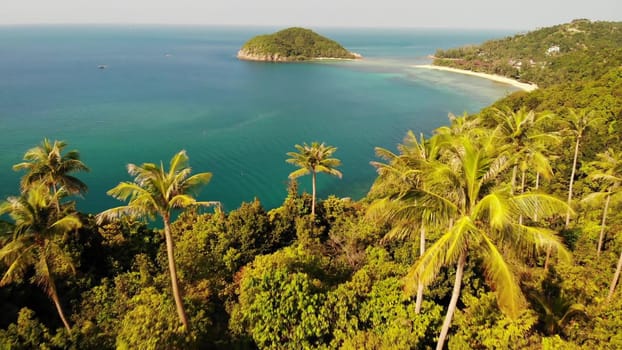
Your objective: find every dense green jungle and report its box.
[1,20,622,349]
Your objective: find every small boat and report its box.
[97,64,108,69]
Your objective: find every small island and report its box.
[237,27,362,62]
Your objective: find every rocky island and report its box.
[237,27,361,62]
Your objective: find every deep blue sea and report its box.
[0,26,517,213]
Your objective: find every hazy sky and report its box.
[2,0,620,29]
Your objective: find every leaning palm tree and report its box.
[13,138,89,211]
[0,184,82,332]
[583,148,622,255]
[559,108,605,228]
[286,142,342,216]
[608,248,622,303]
[407,132,571,350]
[96,150,218,330]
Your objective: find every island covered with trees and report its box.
[1,20,622,349]
[432,19,622,87]
[237,27,361,62]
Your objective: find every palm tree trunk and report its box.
[49,280,71,332]
[436,251,466,350]
[534,172,540,222]
[311,171,317,217]
[163,215,189,330]
[415,225,426,314]
[598,194,611,256]
[566,136,581,228]
[511,164,518,194]
[41,252,71,332]
[607,249,622,303]
[544,246,552,270]
[519,168,526,225]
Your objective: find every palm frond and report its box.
[512,192,572,219]
[582,191,610,206]
[50,214,82,232]
[107,182,153,202]
[168,150,189,177]
[181,172,213,193]
[515,225,571,263]
[480,232,525,318]
[194,200,221,210]
[374,147,398,162]
[383,223,418,243]
[288,167,310,179]
[445,216,473,264]
[96,205,153,224]
[406,230,455,293]
[316,165,343,178]
[0,242,37,286]
[169,194,199,209]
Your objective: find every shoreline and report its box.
[237,50,362,62]
[413,64,538,92]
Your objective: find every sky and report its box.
[2,0,621,29]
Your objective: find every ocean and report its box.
[0,25,517,213]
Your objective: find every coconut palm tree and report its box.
[583,148,622,255]
[369,131,450,314]
[286,142,342,216]
[523,137,558,225]
[560,108,605,228]
[0,184,82,332]
[13,138,89,212]
[491,107,555,194]
[407,132,570,350]
[96,150,218,330]
[435,112,483,139]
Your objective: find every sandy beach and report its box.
[413,64,538,92]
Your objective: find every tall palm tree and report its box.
[583,148,622,255]
[407,133,570,350]
[0,184,82,332]
[369,131,449,314]
[286,142,342,216]
[524,138,558,226]
[13,138,89,211]
[560,109,605,228]
[96,150,218,330]
[491,107,555,194]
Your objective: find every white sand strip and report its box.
[413,64,538,92]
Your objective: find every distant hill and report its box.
[237,27,361,62]
[433,19,622,87]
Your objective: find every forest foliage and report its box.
[433,19,622,87]
[1,20,622,349]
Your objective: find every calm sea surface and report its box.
[0,26,517,213]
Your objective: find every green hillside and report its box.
[434,19,622,87]
[237,27,359,61]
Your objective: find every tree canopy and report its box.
[237,27,360,61]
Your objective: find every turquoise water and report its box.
[0,26,517,213]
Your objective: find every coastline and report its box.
[413,64,538,92]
